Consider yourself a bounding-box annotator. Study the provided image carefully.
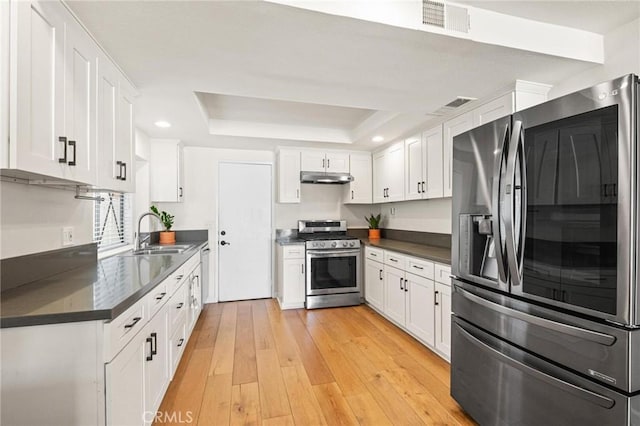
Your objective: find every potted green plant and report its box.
[150,205,176,244]
[365,213,381,239]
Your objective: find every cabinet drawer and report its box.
[283,245,305,259]
[365,246,384,262]
[105,299,146,362]
[167,254,200,295]
[169,317,187,378]
[407,257,435,279]
[435,264,452,285]
[147,280,169,319]
[169,282,189,334]
[384,251,407,269]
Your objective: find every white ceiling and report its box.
[65,0,638,150]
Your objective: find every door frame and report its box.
[215,161,274,303]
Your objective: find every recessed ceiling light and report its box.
[154,120,171,128]
[372,135,384,143]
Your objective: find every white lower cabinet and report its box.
[277,244,306,309]
[143,304,170,423]
[364,246,451,360]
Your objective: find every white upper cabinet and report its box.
[277,149,301,203]
[96,57,135,192]
[443,111,474,198]
[373,141,404,203]
[343,152,372,204]
[472,93,513,126]
[300,151,349,173]
[423,125,444,199]
[404,134,423,201]
[150,139,183,202]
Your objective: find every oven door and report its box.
[306,249,361,296]
[509,74,638,325]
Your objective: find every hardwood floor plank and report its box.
[196,313,221,350]
[261,415,295,426]
[282,310,335,385]
[197,373,233,426]
[256,349,292,419]
[281,363,328,425]
[344,393,393,426]
[266,301,302,367]
[230,382,262,426]
[252,299,276,351]
[233,304,258,385]
[312,382,359,426]
[209,303,238,375]
[365,372,425,425]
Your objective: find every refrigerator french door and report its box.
[452,74,638,326]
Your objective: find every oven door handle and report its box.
[306,249,361,256]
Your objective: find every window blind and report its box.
[93,193,133,250]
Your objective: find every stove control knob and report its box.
[317,242,324,248]
[342,241,348,247]
[349,241,355,247]
[331,242,337,248]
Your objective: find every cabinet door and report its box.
[344,153,372,204]
[472,93,514,126]
[364,259,384,311]
[278,149,301,203]
[283,258,306,306]
[443,112,474,197]
[405,274,435,346]
[434,283,452,360]
[106,331,145,426]
[190,265,203,329]
[423,125,444,199]
[116,78,136,193]
[301,151,326,172]
[96,56,120,190]
[372,151,386,203]
[386,142,405,202]
[144,308,170,421]
[11,0,66,178]
[150,140,181,202]
[404,134,424,200]
[384,266,406,326]
[63,20,96,185]
[325,152,349,173]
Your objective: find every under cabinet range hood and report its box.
[300,171,354,184]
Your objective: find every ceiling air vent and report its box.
[423,0,445,28]
[423,0,470,34]
[431,97,476,116]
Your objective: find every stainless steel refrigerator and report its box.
[450,74,640,425]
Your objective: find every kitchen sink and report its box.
[128,244,194,256]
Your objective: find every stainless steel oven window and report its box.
[305,249,361,296]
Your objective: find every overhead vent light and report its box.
[431,96,476,116]
[422,0,470,34]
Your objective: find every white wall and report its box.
[549,18,640,99]
[134,130,151,233]
[380,198,451,234]
[0,181,94,259]
[275,184,343,229]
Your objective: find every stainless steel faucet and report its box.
[135,211,162,251]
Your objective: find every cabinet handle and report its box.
[146,337,154,361]
[435,290,440,306]
[400,277,404,290]
[370,253,377,257]
[58,137,68,163]
[176,274,184,280]
[179,187,183,198]
[417,182,421,193]
[155,292,167,301]
[177,338,185,347]
[301,264,305,274]
[323,158,325,168]
[116,161,123,180]
[122,162,127,181]
[422,181,425,193]
[412,265,424,270]
[151,332,158,355]
[327,158,330,168]
[351,190,354,200]
[389,258,398,263]
[379,269,383,280]
[68,141,76,166]
[405,282,408,292]
[124,316,142,330]
[296,189,299,199]
[177,302,184,309]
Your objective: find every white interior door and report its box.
[218,163,272,301]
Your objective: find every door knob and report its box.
[220,241,230,246]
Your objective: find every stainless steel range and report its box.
[298,220,362,309]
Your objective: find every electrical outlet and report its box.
[62,227,74,246]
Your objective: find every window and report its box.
[93,193,133,250]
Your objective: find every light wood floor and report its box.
[156,299,476,425]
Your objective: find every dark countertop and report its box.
[0,241,207,328]
[360,238,451,265]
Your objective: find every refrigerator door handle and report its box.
[492,122,510,284]
[504,120,523,287]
